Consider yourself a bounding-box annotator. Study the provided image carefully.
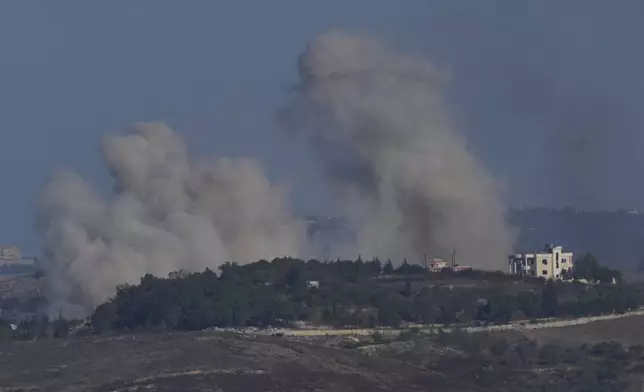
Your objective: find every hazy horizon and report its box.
[2,1,643,255]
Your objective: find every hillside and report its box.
[2,325,644,391]
[0,258,641,391]
[518,314,644,346]
[0,332,464,392]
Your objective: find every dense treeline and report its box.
[89,255,641,332]
[0,295,72,342]
[0,316,71,342]
[572,253,622,283]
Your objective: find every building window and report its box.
[556,253,559,262]
[542,270,547,275]
[562,258,567,263]
[542,259,548,265]
[529,258,535,265]
[556,261,559,268]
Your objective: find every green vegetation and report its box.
[572,253,622,283]
[0,295,73,341]
[0,315,71,341]
[88,255,642,333]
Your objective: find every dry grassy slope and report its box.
[0,332,472,392]
[2,315,640,391]
[516,314,644,346]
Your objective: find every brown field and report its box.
[2,315,644,392]
[0,332,467,392]
[511,314,644,346]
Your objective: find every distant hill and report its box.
[305,208,644,270]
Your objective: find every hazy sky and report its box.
[1,1,643,253]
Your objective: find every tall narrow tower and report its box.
[451,247,456,268]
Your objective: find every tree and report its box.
[487,295,518,324]
[369,258,382,275]
[53,318,70,338]
[541,281,559,317]
[284,265,302,289]
[87,258,642,334]
[396,258,412,275]
[414,287,440,324]
[16,316,49,341]
[378,304,401,327]
[92,302,118,333]
[517,291,542,319]
[574,253,605,282]
[574,253,621,284]
[0,319,13,342]
[402,280,412,297]
[383,259,394,274]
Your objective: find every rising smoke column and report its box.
[279,31,516,267]
[38,122,308,314]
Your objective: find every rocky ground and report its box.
[2,325,644,392]
[516,314,644,346]
[0,332,466,392]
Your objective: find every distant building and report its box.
[509,244,573,280]
[427,258,447,272]
[0,246,36,269]
[0,246,21,261]
[305,280,320,289]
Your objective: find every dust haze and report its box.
[39,31,519,315]
[38,123,308,315]
[278,31,516,268]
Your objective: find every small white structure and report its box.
[0,246,20,261]
[509,244,573,280]
[305,280,320,289]
[427,258,447,272]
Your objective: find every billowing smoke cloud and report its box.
[38,122,308,315]
[37,31,519,315]
[279,31,516,267]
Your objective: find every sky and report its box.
[1,1,643,254]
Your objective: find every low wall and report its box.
[266,308,644,337]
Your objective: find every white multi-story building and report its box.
[509,244,573,280]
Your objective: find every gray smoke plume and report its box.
[279,31,516,267]
[38,122,308,315]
